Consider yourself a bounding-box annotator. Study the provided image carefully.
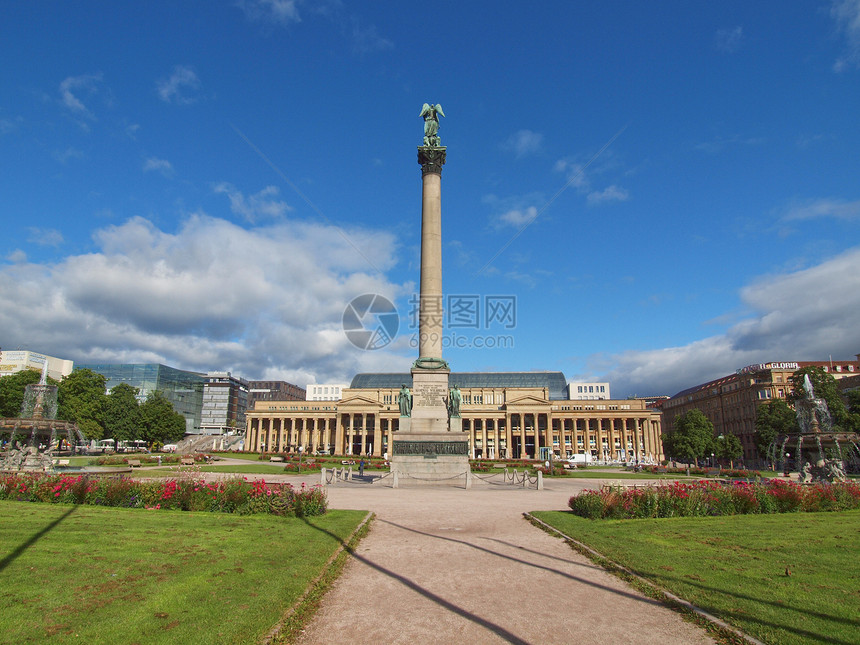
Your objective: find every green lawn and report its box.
[0,501,367,644]
[531,510,860,645]
[215,452,264,461]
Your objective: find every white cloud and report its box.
[503,130,543,158]
[52,147,84,164]
[351,19,394,54]
[26,228,64,247]
[832,0,860,71]
[592,247,860,397]
[143,157,174,177]
[715,26,743,53]
[239,0,301,25]
[59,73,103,117]
[6,250,27,263]
[694,134,765,154]
[783,197,860,221]
[498,206,537,229]
[587,185,629,205]
[157,66,201,104]
[0,214,409,384]
[214,183,291,222]
[483,194,544,231]
[553,159,591,191]
[0,116,23,135]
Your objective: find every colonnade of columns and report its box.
[246,413,396,457]
[463,413,659,461]
[245,411,662,461]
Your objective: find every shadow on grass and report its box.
[0,505,78,573]
[653,572,860,645]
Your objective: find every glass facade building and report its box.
[77,363,206,433]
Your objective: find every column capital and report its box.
[418,146,447,176]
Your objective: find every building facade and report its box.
[199,372,249,435]
[0,349,74,382]
[661,358,860,463]
[78,363,206,434]
[248,380,306,404]
[569,382,610,400]
[306,383,348,401]
[246,372,663,462]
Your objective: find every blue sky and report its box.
[2,1,859,397]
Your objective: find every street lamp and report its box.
[298,445,304,473]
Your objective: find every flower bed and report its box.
[568,480,860,519]
[0,472,327,517]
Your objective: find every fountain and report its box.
[0,362,85,471]
[768,374,859,482]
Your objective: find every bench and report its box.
[54,459,70,467]
[341,460,356,465]
[269,456,285,462]
[127,459,141,468]
[181,457,195,466]
[601,483,649,492]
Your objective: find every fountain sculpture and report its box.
[0,363,84,471]
[769,374,859,482]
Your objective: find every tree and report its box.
[139,391,186,445]
[57,369,108,440]
[103,383,142,441]
[788,366,849,430]
[714,433,743,468]
[665,409,715,465]
[844,389,860,433]
[0,369,43,417]
[754,398,799,459]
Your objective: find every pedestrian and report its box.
[359,458,365,477]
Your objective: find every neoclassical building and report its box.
[245,372,663,462]
[661,357,860,463]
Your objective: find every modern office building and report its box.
[199,372,250,435]
[661,357,860,463]
[0,349,74,381]
[246,371,663,462]
[248,380,306,404]
[77,363,206,434]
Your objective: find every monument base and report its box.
[390,432,470,487]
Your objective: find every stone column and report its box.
[246,419,255,452]
[373,414,382,457]
[335,415,344,456]
[481,420,488,460]
[417,147,447,360]
[519,415,527,459]
[360,413,367,456]
[505,414,512,459]
[543,414,552,458]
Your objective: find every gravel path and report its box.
[279,474,716,645]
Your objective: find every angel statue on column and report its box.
[420,103,445,147]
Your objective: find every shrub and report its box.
[0,472,328,518]
[568,480,860,520]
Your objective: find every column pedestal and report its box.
[391,367,469,486]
